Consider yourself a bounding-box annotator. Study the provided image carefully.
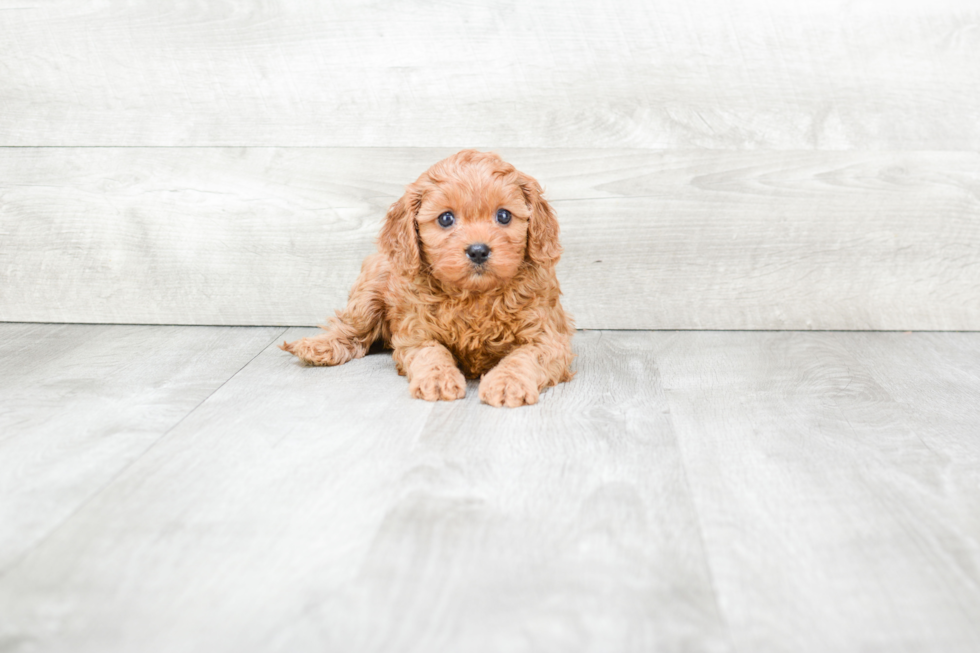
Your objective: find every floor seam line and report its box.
[656,353,738,653]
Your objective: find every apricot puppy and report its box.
[281,150,574,407]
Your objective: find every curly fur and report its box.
[281,150,574,407]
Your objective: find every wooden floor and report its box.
[1,324,979,653]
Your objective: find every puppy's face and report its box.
[416,174,530,292]
[379,150,562,290]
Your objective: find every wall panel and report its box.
[1,0,977,148]
[2,148,977,329]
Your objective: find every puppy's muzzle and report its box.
[465,243,491,266]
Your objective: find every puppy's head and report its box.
[379,150,561,291]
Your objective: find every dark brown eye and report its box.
[496,209,512,225]
[437,212,455,228]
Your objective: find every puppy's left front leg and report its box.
[395,342,467,402]
[479,333,574,407]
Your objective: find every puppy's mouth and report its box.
[460,263,503,290]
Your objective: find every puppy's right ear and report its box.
[378,182,424,275]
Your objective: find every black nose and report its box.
[465,243,491,264]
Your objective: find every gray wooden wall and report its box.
[2,0,978,329]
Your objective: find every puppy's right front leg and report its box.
[396,343,466,402]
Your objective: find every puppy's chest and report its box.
[432,300,524,377]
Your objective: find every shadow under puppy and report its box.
[281,150,574,407]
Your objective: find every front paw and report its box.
[409,365,467,401]
[479,366,539,407]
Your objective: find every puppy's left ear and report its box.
[518,173,562,268]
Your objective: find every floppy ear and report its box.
[378,182,424,275]
[519,173,562,268]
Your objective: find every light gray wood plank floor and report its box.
[0,325,978,652]
[0,324,286,571]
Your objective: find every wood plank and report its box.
[0,329,729,653]
[654,331,980,652]
[839,332,980,466]
[838,332,980,555]
[1,1,978,148]
[0,323,285,572]
[1,148,978,329]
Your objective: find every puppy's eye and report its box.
[495,209,512,225]
[437,212,455,228]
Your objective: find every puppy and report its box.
[281,150,574,407]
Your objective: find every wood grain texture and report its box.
[0,323,284,572]
[3,326,980,651]
[840,332,980,469]
[838,332,980,564]
[1,0,978,148]
[2,148,978,329]
[654,331,980,653]
[0,328,728,653]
